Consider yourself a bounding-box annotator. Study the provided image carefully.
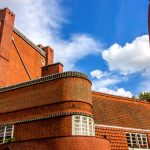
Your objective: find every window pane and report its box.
[73,115,94,136]
[126,133,148,148]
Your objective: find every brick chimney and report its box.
[41,46,64,76]
[42,46,54,65]
[0,8,15,87]
[0,8,15,59]
[41,63,63,77]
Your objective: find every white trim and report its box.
[3,126,6,143]
[129,148,150,150]
[95,124,150,132]
[0,125,14,144]
[126,132,149,149]
[11,125,14,138]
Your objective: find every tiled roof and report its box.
[93,92,150,130]
[95,125,150,150]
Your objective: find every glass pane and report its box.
[74,116,80,120]
[0,137,3,143]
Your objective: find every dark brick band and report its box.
[1,112,93,126]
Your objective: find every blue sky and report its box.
[1,0,150,97]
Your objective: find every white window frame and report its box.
[72,115,95,136]
[126,132,149,149]
[0,125,14,144]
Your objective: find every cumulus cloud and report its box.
[102,35,150,75]
[0,0,101,70]
[99,88,133,97]
[91,69,133,97]
[90,69,108,79]
[53,34,101,70]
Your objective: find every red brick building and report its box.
[0,7,150,150]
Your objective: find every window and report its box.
[0,125,14,144]
[126,132,149,149]
[72,115,95,136]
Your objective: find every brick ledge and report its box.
[1,112,93,126]
[0,71,91,92]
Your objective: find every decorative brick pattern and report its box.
[0,76,92,115]
[0,102,92,125]
[0,112,93,126]
[0,71,90,92]
[96,125,150,150]
[93,92,150,150]
[0,102,93,125]
[93,92,150,129]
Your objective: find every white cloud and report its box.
[1,0,66,44]
[53,34,101,70]
[0,0,101,70]
[91,69,132,97]
[91,69,121,89]
[102,35,150,75]
[99,88,133,98]
[90,69,107,79]
[92,78,120,90]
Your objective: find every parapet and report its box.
[0,72,92,114]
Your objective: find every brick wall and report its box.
[0,77,92,114]
[6,30,45,85]
[0,137,111,150]
[96,126,150,150]
[0,8,15,87]
[0,101,92,124]
[0,8,46,87]
[14,117,72,141]
[41,63,63,76]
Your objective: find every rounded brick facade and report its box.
[0,101,93,124]
[0,74,92,114]
[0,137,111,150]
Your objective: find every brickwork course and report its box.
[0,7,150,150]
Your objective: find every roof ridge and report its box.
[13,27,46,57]
[92,91,149,104]
[95,124,150,132]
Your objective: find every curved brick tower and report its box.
[0,72,110,150]
[0,8,110,150]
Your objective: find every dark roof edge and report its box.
[13,28,46,57]
[0,71,91,93]
[92,91,149,104]
[95,124,150,132]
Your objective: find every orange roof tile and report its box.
[93,91,150,129]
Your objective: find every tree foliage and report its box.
[137,92,150,101]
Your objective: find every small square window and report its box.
[126,132,149,149]
[72,115,95,136]
[0,125,14,144]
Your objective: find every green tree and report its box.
[138,92,150,101]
